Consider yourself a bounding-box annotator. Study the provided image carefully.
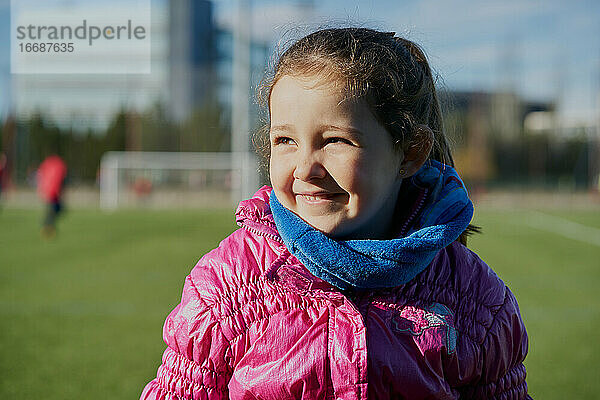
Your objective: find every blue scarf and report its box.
[269,160,474,290]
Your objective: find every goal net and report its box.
[99,151,259,210]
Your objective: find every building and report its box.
[443,90,555,186]
[9,2,167,132]
[168,0,217,123]
[7,0,269,134]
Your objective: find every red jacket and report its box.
[37,155,67,202]
[141,186,530,399]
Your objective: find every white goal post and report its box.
[99,151,259,210]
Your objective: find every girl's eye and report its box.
[325,137,352,145]
[272,136,296,146]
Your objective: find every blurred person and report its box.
[132,176,153,203]
[141,28,530,399]
[37,154,67,238]
[0,153,6,207]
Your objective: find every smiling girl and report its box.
[269,73,410,239]
[141,28,531,399]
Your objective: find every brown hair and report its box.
[257,27,479,244]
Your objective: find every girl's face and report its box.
[269,74,404,239]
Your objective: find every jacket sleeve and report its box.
[140,272,232,400]
[460,287,531,400]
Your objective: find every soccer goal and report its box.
[99,151,259,210]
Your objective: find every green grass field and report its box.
[1,206,599,399]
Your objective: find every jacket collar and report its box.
[235,186,339,292]
[235,159,474,292]
[269,170,472,291]
[235,185,280,239]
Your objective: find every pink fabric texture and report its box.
[141,186,530,399]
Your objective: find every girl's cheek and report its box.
[337,156,365,191]
[270,157,293,189]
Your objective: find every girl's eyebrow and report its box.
[319,124,364,136]
[269,124,364,136]
[269,124,294,134]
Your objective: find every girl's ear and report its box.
[399,124,434,178]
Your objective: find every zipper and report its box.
[339,288,374,322]
[239,221,289,280]
[242,217,371,398]
[243,216,369,398]
[399,187,429,236]
[241,218,369,316]
[239,221,284,244]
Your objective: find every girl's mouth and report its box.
[295,192,343,204]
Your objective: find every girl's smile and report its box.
[295,191,347,207]
[269,74,405,239]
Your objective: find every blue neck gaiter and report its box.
[269,160,474,290]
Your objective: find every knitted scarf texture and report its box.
[269,160,474,290]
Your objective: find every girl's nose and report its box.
[293,151,327,181]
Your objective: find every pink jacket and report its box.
[141,186,530,399]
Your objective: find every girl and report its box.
[141,28,530,399]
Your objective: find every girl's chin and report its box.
[301,216,353,238]
[307,216,387,240]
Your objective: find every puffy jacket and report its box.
[141,186,530,399]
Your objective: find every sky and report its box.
[215,0,600,126]
[1,0,599,126]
